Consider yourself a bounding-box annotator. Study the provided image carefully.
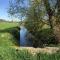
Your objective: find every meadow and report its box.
[0,22,19,46]
[0,46,60,60]
[0,22,60,60]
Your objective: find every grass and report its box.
[0,21,60,60]
[0,22,19,46]
[0,22,19,30]
[0,47,32,60]
[0,46,60,60]
[36,52,60,60]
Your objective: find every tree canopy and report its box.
[8,0,60,47]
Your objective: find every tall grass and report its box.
[0,47,33,60]
[36,52,60,60]
[0,47,60,60]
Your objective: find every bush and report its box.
[39,29,58,45]
[28,28,58,47]
[39,29,58,47]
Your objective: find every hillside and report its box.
[0,22,60,60]
[0,19,7,22]
[0,22,19,46]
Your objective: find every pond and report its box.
[20,26,33,46]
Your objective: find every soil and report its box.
[12,46,60,54]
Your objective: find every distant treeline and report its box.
[0,19,20,23]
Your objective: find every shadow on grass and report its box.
[0,26,20,46]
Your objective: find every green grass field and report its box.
[0,46,60,60]
[0,22,60,60]
[0,22,19,46]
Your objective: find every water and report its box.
[20,26,32,46]
[20,26,27,46]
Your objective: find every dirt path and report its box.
[12,46,60,54]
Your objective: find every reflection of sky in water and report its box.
[20,26,27,46]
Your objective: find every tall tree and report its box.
[44,0,60,43]
[8,0,59,47]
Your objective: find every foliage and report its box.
[28,28,58,47]
[38,29,58,45]
[8,0,60,47]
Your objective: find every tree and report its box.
[8,0,59,47]
[43,0,54,29]
[53,0,60,42]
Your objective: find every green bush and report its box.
[31,28,58,47]
[39,29,58,45]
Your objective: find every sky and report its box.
[0,0,57,21]
[0,0,10,21]
[0,0,28,21]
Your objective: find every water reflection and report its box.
[20,26,27,46]
[20,26,33,46]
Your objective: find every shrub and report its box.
[39,29,58,45]
[27,28,58,47]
